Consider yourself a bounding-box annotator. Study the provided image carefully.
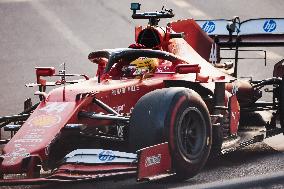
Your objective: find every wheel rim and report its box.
[177,107,207,160]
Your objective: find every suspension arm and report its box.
[78,111,129,122]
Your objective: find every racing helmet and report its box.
[122,57,158,76]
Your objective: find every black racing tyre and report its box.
[128,88,172,151]
[128,87,212,179]
[280,77,284,132]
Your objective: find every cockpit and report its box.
[88,49,186,80]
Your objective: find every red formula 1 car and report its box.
[0,3,283,185]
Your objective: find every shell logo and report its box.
[29,115,60,127]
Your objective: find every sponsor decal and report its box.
[113,104,125,114]
[126,107,134,116]
[202,21,216,33]
[1,143,30,163]
[30,128,46,134]
[263,20,276,32]
[145,154,161,167]
[14,138,42,143]
[231,81,239,95]
[29,114,60,127]
[22,135,41,139]
[229,95,240,134]
[231,111,238,120]
[111,86,140,96]
[13,128,46,144]
[1,152,30,158]
[112,87,126,95]
[117,125,124,137]
[39,102,68,113]
[98,150,116,162]
[209,43,217,64]
[45,145,50,156]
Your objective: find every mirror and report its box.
[175,64,200,74]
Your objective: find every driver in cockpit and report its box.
[122,57,159,78]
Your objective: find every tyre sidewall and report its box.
[164,89,212,177]
[280,78,284,131]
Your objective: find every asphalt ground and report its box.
[0,0,284,188]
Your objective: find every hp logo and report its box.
[202,21,215,33]
[263,20,277,32]
[98,150,115,161]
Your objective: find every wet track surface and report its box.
[0,0,284,188]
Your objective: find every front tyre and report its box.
[129,88,212,179]
[165,88,212,179]
[280,77,284,133]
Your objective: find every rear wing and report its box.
[196,18,284,47]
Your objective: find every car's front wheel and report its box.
[280,78,284,133]
[129,87,212,180]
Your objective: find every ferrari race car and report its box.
[0,3,283,185]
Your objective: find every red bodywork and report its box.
[0,18,259,182]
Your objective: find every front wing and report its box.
[0,143,173,186]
